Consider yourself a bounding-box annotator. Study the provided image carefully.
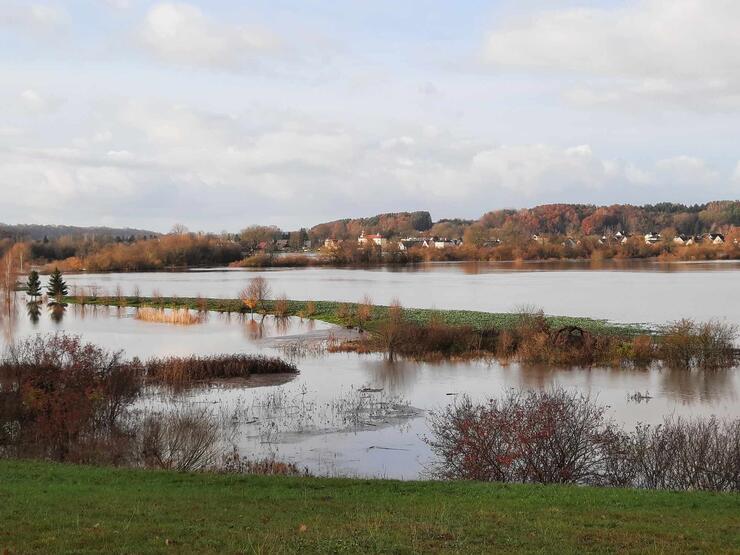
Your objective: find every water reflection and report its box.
[49,303,66,324]
[0,296,18,344]
[26,302,41,325]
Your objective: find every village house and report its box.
[397,237,425,251]
[673,234,690,245]
[358,231,387,247]
[708,233,725,244]
[531,234,545,244]
[644,232,661,245]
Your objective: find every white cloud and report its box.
[0,2,68,34]
[654,156,720,186]
[137,3,280,69]
[19,89,63,114]
[0,97,735,229]
[484,0,740,110]
[471,143,609,196]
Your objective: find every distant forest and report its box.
[0,223,156,242]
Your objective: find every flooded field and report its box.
[57,260,740,329]
[2,298,737,479]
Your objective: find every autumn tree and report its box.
[463,224,487,247]
[239,276,272,317]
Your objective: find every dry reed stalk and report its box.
[135,307,203,325]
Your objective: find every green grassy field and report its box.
[1,460,737,554]
[64,295,649,336]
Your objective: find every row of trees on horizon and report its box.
[0,201,738,272]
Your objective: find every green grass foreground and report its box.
[1,460,738,554]
[64,295,648,336]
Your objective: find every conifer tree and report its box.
[26,270,42,300]
[46,268,68,301]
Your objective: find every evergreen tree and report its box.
[26,270,42,300]
[46,268,68,301]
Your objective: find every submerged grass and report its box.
[1,459,738,554]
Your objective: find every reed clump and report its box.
[136,307,204,325]
[144,354,298,386]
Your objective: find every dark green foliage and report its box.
[25,270,41,298]
[46,267,68,299]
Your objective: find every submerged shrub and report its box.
[659,319,737,369]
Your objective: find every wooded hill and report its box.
[308,201,739,241]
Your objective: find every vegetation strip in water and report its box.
[63,295,649,336]
[1,459,738,554]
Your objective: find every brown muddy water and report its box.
[2,296,737,479]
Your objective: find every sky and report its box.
[1,0,739,232]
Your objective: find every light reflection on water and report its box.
[1,293,738,479]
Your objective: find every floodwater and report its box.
[2,298,738,479]
[57,260,740,329]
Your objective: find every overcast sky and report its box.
[1,0,739,232]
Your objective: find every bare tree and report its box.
[138,407,222,471]
[239,276,272,318]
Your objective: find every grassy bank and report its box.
[64,295,648,336]
[1,460,738,554]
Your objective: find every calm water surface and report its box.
[57,260,740,328]
[2,298,737,479]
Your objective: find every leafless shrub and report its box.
[335,302,353,324]
[377,299,404,361]
[629,417,739,491]
[660,319,737,369]
[630,335,655,366]
[426,389,621,484]
[426,389,739,491]
[274,294,289,317]
[137,407,222,472]
[356,295,374,329]
[300,300,316,318]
